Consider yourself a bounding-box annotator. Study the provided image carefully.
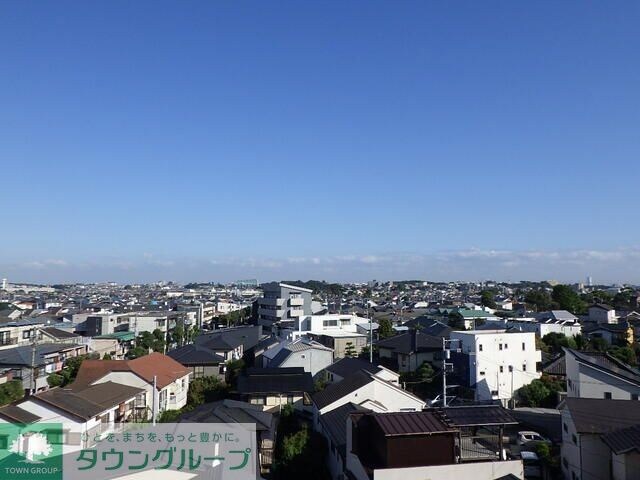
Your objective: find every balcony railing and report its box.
[0,337,18,346]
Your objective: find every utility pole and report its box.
[368,301,373,364]
[441,338,461,407]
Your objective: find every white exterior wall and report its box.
[317,377,425,415]
[565,353,640,400]
[370,461,524,480]
[451,330,542,402]
[278,349,333,378]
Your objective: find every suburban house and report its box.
[180,398,276,475]
[73,352,191,419]
[376,329,442,372]
[345,407,524,480]
[0,381,145,455]
[508,316,582,338]
[588,304,617,324]
[564,348,640,400]
[323,357,399,385]
[307,331,368,358]
[450,309,500,329]
[193,325,263,363]
[312,368,425,418]
[261,338,333,378]
[583,321,634,346]
[561,398,640,480]
[167,343,227,381]
[0,319,42,350]
[0,343,87,394]
[450,330,542,403]
[38,327,82,345]
[235,367,314,412]
[91,330,136,358]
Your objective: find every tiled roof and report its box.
[236,367,313,394]
[312,370,374,410]
[565,398,640,434]
[324,357,381,378]
[0,405,41,424]
[74,352,190,390]
[565,348,640,386]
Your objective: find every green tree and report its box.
[343,342,356,358]
[552,285,586,314]
[607,346,637,366]
[185,376,227,409]
[525,289,553,312]
[225,358,245,387]
[378,318,394,339]
[541,333,577,355]
[102,353,112,360]
[480,290,497,309]
[127,346,148,359]
[0,380,24,406]
[46,373,65,388]
[517,379,551,407]
[416,361,435,383]
[172,324,185,347]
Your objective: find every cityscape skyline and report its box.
[3,246,640,285]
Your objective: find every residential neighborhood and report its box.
[1,278,640,479]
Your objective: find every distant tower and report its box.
[587,276,593,287]
[1,278,6,290]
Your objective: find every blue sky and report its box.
[1,1,639,284]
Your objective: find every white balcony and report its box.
[290,309,305,318]
[258,307,285,318]
[289,297,304,306]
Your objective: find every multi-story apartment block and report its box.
[451,329,542,403]
[257,283,312,331]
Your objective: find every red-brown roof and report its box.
[73,352,190,390]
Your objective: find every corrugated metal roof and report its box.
[437,405,518,426]
[601,424,640,454]
[371,411,451,436]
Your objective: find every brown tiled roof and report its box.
[74,352,190,390]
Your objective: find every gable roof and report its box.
[590,303,615,311]
[312,370,375,410]
[40,327,80,340]
[180,399,273,430]
[402,317,452,338]
[601,424,640,454]
[376,330,441,354]
[236,367,313,394]
[319,402,370,454]
[196,325,263,351]
[269,339,333,368]
[324,357,381,379]
[564,398,640,434]
[370,411,452,435]
[564,348,640,386]
[167,344,225,365]
[0,343,84,367]
[74,352,190,390]
[32,381,144,421]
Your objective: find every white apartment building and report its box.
[451,330,542,403]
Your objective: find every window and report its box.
[499,366,504,373]
[522,342,526,351]
[323,320,338,327]
[479,344,483,352]
[250,396,266,405]
[504,343,508,349]
[480,371,485,376]
[632,394,639,400]
[286,395,294,404]
[604,392,612,399]
[563,457,568,468]
[568,379,573,389]
[522,364,527,372]
[572,434,577,444]
[499,343,503,350]
[563,423,568,433]
[508,365,513,372]
[22,330,31,339]
[193,366,205,379]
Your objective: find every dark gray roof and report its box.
[436,405,518,427]
[0,343,84,367]
[601,424,640,454]
[236,367,313,394]
[564,398,640,434]
[371,411,452,435]
[167,344,225,365]
[0,405,41,424]
[40,327,80,339]
[313,370,375,410]
[542,354,566,376]
[34,381,144,420]
[324,357,381,379]
[197,325,262,351]
[402,317,452,338]
[590,303,615,311]
[565,348,640,386]
[180,399,273,430]
[319,403,370,453]
[376,330,441,354]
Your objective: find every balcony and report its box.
[289,297,304,307]
[0,337,18,347]
[259,297,284,307]
[289,309,305,318]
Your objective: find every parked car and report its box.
[520,450,542,478]
[517,431,551,446]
